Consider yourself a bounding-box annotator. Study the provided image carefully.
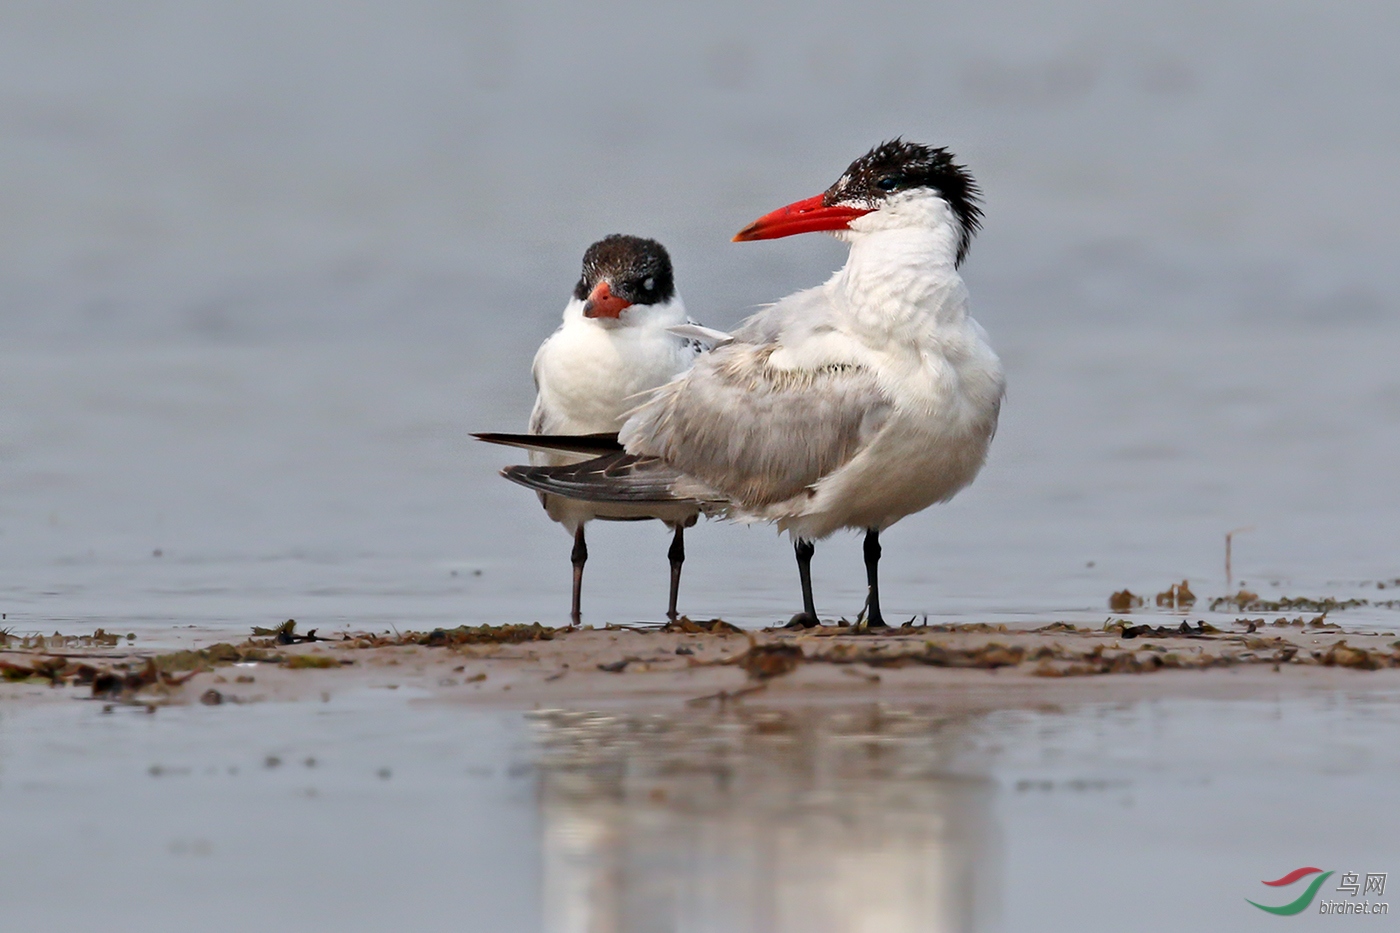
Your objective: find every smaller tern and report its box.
[476,235,712,623]
[501,141,1005,627]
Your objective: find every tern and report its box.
[500,141,1005,628]
[476,235,713,624]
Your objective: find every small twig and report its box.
[685,683,767,706]
[840,667,881,683]
[1225,526,1254,591]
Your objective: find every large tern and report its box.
[502,141,1005,628]
[477,235,713,623]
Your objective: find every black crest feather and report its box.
[823,139,983,266]
[572,234,675,305]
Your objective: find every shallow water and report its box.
[3,326,1399,642]
[2,688,1396,931]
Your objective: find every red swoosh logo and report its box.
[1263,867,1323,886]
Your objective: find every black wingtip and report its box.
[474,432,624,454]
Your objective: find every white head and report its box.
[732,139,982,267]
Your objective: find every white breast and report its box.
[532,296,694,438]
[743,226,1005,540]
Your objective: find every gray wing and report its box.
[619,342,892,508]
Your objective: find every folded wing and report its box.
[620,342,892,507]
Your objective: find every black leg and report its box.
[787,538,819,628]
[570,525,588,624]
[666,523,685,621]
[863,527,887,628]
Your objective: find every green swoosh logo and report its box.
[1247,871,1334,915]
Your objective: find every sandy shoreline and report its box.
[3,618,1399,711]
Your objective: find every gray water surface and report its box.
[2,0,1399,637]
[2,688,1396,932]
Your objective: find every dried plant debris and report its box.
[738,643,805,679]
[1109,589,1145,612]
[2,657,82,685]
[907,622,1008,634]
[250,620,326,644]
[0,638,302,703]
[1,629,134,650]
[91,660,201,699]
[1235,616,1341,631]
[1036,622,1084,633]
[661,617,745,635]
[156,644,278,672]
[1318,640,1386,670]
[1155,580,1196,610]
[1,656,204,695]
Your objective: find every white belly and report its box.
[776,409,996,539]
[757,330,1004,541]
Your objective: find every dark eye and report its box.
[876,176,900,191]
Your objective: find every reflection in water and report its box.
[532,706,1000,933]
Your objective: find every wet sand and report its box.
[5,620,1398,711]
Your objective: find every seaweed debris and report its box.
[1317,640,1387,671]
[1209,592,1370,613]
[156,643,277,672]
[1107,619,1220,639]
[1155,580,1196,610]
[661,617,745,635]
[420,623,555,646]
[809,641,1025,670]
[2,629,133,650]
[0,641,286,701]
[1109,590,1144,612]
[337,623,558,648]
[1036,622,1084,633]
[739,643,804,679]
[1235,616,1342,630]
[91,660,201,699]
[250,620,325,644]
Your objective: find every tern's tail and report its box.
[501,451,725,506]
[472,432,623,455]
